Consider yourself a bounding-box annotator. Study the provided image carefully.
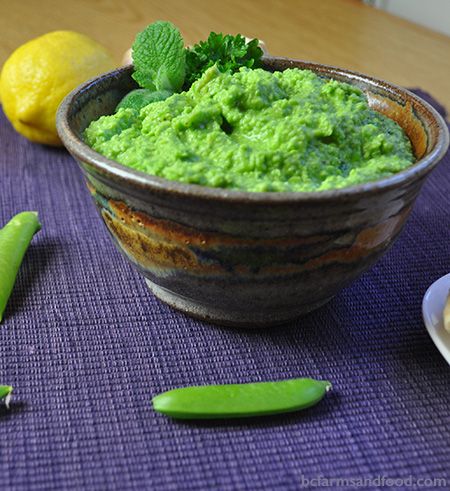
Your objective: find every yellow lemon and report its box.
[0,31,116,146]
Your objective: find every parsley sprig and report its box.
[185,32,263,87]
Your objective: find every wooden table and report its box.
[1,0,450,109]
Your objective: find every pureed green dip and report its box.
[84,67,414,192]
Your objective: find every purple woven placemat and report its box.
[0,90,449,491]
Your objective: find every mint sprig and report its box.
[132,21,185,92]
[116,89,172,112]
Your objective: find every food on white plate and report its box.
[444,290,450,332]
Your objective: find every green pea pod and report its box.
[0,385,13,409]
[0,212,41,322]
[152,378,331,420]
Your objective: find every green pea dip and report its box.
[84,66,414,192]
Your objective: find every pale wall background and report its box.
[365,0,450,37]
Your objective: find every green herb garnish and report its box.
[131,21,186,92]
[129,22,264,97]
[185,32,263,87]
[116,89,172,112]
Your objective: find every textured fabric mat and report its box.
[0,90,449,491]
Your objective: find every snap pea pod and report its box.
[0,212,41,322]
[0,385,13,409]
[152,378,331,420]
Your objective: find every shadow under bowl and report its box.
[56,58,449,327]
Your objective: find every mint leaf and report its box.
[185,33,263,88]
[116,89,172,112]
[132,21,185,92]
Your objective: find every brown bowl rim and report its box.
[57,57,449,204]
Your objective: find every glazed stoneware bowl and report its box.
[57,58,449,327]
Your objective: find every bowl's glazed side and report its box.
[77,161,420,326]
[58,60,448,327]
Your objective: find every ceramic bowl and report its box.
[57,58,449,327]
